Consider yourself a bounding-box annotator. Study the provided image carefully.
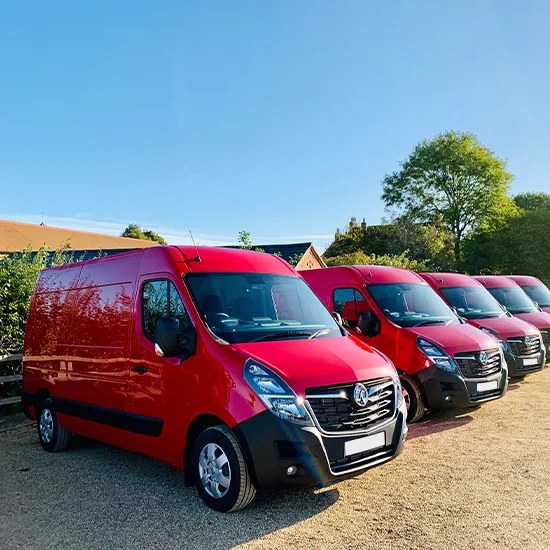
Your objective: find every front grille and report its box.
[507,336,541,357]
[305,377,395,433]
[330,448,394,473]
[470,388,503,402]
[454,349,501,378]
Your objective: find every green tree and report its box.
[237,230,264,252]
[121,223,167,245]
[514,192,550,212]
[382,131,517,266]
[323,216,453,271]
[238,230,253,250]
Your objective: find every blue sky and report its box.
[1,1,549,250]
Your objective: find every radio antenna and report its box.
[189,230,201,262]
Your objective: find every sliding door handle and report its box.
[132,365,148,373]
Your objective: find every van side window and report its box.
[142,280,189,341]
[333,288,367,329]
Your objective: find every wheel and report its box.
[193,425,256,512]
[399,373,426,423]
[37,399,71,452]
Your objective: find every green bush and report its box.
[324,251,429,271]
[0,247,79,356]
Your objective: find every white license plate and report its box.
[477,380,498,392]
[523,357,539,366]
[344,432,385,457]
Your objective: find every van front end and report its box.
[413,337,508,412]
[235,360,408,489]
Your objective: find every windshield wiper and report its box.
[413,319,452,327]
[253,331,312,342]
[308,326,339,339]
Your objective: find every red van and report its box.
[506,275,550,314]
[473,275,550,357]
[420,272,545,377]
[22,246,407,512]
[301,266,508,423]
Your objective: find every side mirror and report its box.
[357,311,380,338]
[155,316,197,359]
[332,311,343,325]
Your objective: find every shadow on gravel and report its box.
[406,410,473,440]
[4,428,339,550]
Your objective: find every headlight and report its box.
[243,360,312,425]
[479,326,511,353]
[416,337,458,373]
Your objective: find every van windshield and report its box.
[519,284,550,307]
[366,282,459,328]
[439,285,505,319]
[487,286,538,314]
[185,272,341,344]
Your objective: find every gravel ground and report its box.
[1,368,549,550]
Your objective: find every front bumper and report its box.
[416,363,508,412]
[233,401,407,490]
[504,349,545,378]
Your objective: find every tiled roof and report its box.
[224,242,313,263]
[0,219,158,253]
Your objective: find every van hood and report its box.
[404,323,499,354]
[466,317,540,339]
[231,336,395,396]
[513,311,550,330]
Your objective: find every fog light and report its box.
[445,395,452,402]
[286,465,298,476]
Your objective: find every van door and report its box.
[128,274,197,458]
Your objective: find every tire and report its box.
[37,398,71,452]
[400,373,426,423]
[193,425,256,512]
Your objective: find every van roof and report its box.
[506,275,545,287]
[302,265,426,286]
[421,272,481,288]
[472,275,518,289]
[38,245,296,277]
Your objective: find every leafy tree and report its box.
[238,230,253,250]
[323,216,453,271]
[465,208,550,279]
[237,230,264,252]
[382,131,517,266]
[325,251,429,271]
[514,192,550,212]
[121,223,167,245]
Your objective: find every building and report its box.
[0,219,158,258]
[225,242,326,270]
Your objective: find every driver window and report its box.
[333,288,367,329]
[142,279,189,341]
